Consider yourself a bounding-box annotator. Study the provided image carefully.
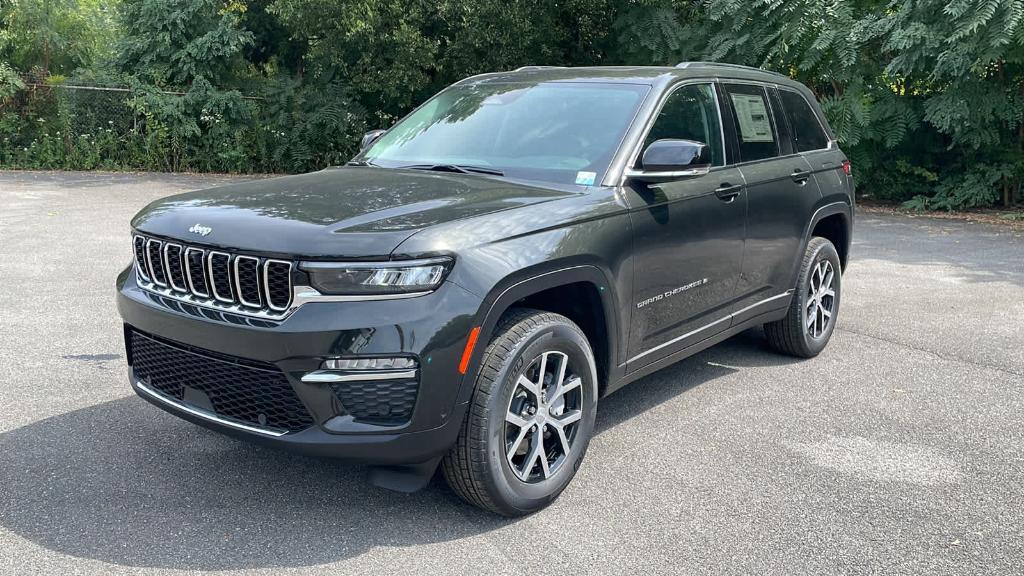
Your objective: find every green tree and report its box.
[116,0,253,87]
[0,0,119,75]
[611,0,1024,209]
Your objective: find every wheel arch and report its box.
[791,201,852,282]
[810,209,851,270]
[455,265,621,405]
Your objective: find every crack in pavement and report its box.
[836,326,1024,378]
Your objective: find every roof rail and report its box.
[675,61,788,78]
[514,66,565,72]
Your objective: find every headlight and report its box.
[300,257,452,296]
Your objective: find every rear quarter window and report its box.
[779,89,829,152]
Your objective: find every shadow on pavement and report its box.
[0,334,780,570]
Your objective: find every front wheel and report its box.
[442,309,598,516]
[764,236,842,357]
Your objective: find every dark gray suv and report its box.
[117,62,854,516]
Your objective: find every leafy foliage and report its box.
[0,0,119,75]
[1,0,1024,209]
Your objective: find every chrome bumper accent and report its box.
[134,377,288,437]
[301,369,418,383]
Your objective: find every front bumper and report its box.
[116,266,483,464]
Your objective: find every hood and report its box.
[131,167,579,258]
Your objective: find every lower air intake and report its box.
[329,379,419,425]
[129,330,314,432]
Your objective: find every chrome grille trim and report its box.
[132,233,298,320]
[145,239,167,287]
[184,247,210,298]
[162,243,188,293]
[263,260,293,312]
[233,255,263,308]
[132,235,150,282]
[207,251,234,303]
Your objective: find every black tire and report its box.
[442,308,598,516]
[764,236,842,358]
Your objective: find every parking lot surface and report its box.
[1,170,1022,575]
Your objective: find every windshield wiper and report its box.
[397,163,504,176]
[345,160,379,167]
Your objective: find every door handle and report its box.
[791,169,810,185]
[714,183,743,202]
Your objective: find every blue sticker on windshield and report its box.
[575,171,597,186]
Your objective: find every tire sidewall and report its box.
[482,320,598,514]
[799,239,842,355]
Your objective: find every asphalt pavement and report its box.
[1,170,1022,575]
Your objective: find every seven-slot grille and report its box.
[132,234,293,317]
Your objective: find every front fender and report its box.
[452,264,623,406]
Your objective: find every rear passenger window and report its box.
[779,89,829,152]
[722,84,779,162]
[642,83,725,167]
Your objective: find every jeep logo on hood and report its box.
[188,223,212,237]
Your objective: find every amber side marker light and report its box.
[458,327,482,374]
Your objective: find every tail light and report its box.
[841,160,852,176]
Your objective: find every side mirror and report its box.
[360,129,387,150]
[625,139,711,183]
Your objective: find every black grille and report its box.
[165,244,187,292]
[132,233,294,318]
[146,240,167,286]
[186,248,209,296]
[330,379,419,425]
[133,236,150,281]
[130,331,314,432]
[235,257,262,307]
[265,261,292,311]
[209,253,233,301]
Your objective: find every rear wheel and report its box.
[764,236,842,357]
[442,309,598,516]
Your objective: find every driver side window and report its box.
[641,83,725,167]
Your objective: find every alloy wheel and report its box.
[805,259,836,339]
[504,351,583,482]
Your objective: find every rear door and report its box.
[623,82,746,369]
[777,86,851,208]
[719,82,821,321]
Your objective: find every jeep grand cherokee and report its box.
[117,63,854,516]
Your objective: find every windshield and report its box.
[360,82,650,186]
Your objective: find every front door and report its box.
[623,82,747,369]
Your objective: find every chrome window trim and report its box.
[183,247,210,298]
[162,243,188,293]
[207,251,234,303]
[622,167,711,180]
[145,239,167,287]
[716,79,834,153]
[774,85,833,154]
[134,378,287,437]
[132,235,150,282]
[233,255,263,308]
[263,259,293,311]
[719,82,784,162]
[618,79,728,187]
